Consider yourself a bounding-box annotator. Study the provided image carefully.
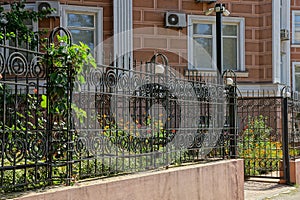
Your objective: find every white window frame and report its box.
[187,15,245,71]
[61,5,103,65]
[292,62,300,91]
[292,10,300,46]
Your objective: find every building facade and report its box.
[3,0,297,92]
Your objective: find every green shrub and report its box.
[239,115,281,175]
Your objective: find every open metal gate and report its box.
[236,91,285,180]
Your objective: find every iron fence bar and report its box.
[45,35,53,186]
[66,62,73,185]
[229,84,237,158]
[282,95,290,184]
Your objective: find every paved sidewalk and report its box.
[244,180,297,200]
[268,187,300,199]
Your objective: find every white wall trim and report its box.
[281,0,291,86]
[237,83,286,97]
[113,0,133,68]
[272,0,281,84]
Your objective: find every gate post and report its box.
[47,27,74,186]
[228,83,237,158]
[224,70,237,159]
[281,87,291,184]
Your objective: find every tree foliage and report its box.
[0,0,53,46]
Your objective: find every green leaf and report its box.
[41,95,47,108]
[77,74,85,84]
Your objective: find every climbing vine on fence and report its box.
[42,34,96,123]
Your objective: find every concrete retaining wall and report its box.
[289,159,300,184]
[13,159,244,200]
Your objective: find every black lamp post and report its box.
[206,4,234,158]
[205,3,230,81]
[215,3,223,78]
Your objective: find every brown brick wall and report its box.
[292,0,300,7]
[223,0,273,83]
[133,0,206,70]
[29,0,273,82]
[133,0,273,83]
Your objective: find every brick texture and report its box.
[33,0,274,82]
[224,0,272,82]
[132,0,273,82]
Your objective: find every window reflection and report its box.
[67,13,94,27]
[193,24,212,35]
[67,13,96,55]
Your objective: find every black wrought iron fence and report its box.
[285,90,300,160]
[0,28,49,192]
[3,25,300,193]
[71,56,231,181]
[0,27,233,193]
[5,25,300,193]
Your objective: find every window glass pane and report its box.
[295,15,300,23]
[193,38,212,68]
[223,38,237,70]
[295,31,300,43]
[295,25,300,31]
[296,66,300,73]
[223,25,237,36]
[67,13,94,27]
[295,73,300,92]
[193,24,212,35]
[70,29,94,51]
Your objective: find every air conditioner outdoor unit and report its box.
[165,12,186,28]
[280,29,289,41]
[36,1,60,17]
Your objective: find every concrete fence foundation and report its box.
[13,159,244,200]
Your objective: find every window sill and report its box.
[234,71,249,78]
[291,44,300,48]
[185,70,249,78]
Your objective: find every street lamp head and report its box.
[150,53,169,75]
[225,78,234,86]
[214,4,223,13]
[154,64,165,74]
[205,8,215,16]
[205,3,230,16]
[223,9,230,16]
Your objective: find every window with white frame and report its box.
[293,63,300,92]
[292,11,300,44]
[188,15,245,71]
[61,6,103,64]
